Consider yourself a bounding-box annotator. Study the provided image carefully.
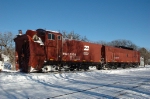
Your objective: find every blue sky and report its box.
[0,0,150,49]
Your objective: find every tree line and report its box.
[0,32,15,68]
[0,31,149,70]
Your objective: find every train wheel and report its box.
[70,68,74,71]
[112,64,117,69]
[83,65,87,71]
[77,64,82,71]
[122,64,126,69]
[96,65,101,70]
[21,41,30,72]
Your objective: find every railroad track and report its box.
[49,82,120,98]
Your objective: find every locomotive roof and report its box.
[36,29,60,34]
[46,30,59,33]
[115,46,134,50]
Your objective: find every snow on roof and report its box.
[26,29,60,33]
[46,30,59,33]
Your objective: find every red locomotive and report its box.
[14,29,140,73]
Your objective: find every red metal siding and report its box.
[44,32,62,61]
[132,51,140,63]
[104,46,139,63]
[15,52,19,70]
[62,40,102,63]
[14,30,46,72]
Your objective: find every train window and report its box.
[52,34,55,39]
[58,36,61,40]
[48,33,55,40]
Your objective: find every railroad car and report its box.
[14,29,140,73]
[61,39,103,71]
[101,45,140,69]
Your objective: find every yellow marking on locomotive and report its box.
[50,59,53,60]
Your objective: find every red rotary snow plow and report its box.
[14,30,45,73]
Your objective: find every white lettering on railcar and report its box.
[83,52,89,55]
[114,57,119,59]
[63,53,76,56]
[84,45,89,51]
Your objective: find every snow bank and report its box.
[0,54,12,71]
[0,66,150,99]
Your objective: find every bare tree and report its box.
[148,50,150,65]
[62,31,89,42]
[81,36,89,42]
[96,41,108,45]
[108,39,138,50]
[0,32,15,69]
[138,47,150,66]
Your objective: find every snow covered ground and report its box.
[0,66,150,99]
[0,54,11,71]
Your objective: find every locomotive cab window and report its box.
[48,33,55,40]
[58,35,61,40]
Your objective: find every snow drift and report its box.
[0,65,150,99]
